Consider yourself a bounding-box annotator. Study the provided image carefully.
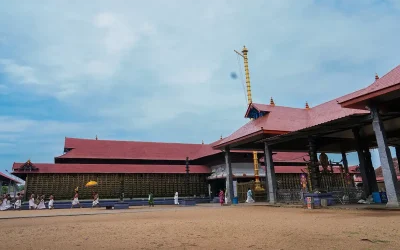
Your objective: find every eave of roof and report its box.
[0,171,22,184]
[214,98,368,149]
[338,64,400,109]
[12,163,211,174]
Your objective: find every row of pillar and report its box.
[224,104,399,207]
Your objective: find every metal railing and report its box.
[276,189,302,204]
[275,187,366,204]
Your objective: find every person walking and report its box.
[148,192,154,207]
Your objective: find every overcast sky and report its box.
[1,0,399,174]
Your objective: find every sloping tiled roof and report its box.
[338,64,400,105]
[259,152,309,163]
[0,172,22,184]
[58,137,308,163]
[12,163,211,174]
[375,158,399,177]
[59,137,218,161]
[214,99,368,148]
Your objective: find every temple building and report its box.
[11,137,356,200]
[214,64,400,207]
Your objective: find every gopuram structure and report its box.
[214,64,400,207]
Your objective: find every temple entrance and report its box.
[208,179,225,198]
[237,181,267,203]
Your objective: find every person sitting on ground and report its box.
[48,195,54,209]
[29,193,37,210]
[0,194,12,211]
[71,190,82,208]
[92,192,100,208]
[14,193,22,210]
[37,195,46,209]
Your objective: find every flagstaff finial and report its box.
[305,101,310,109]
[375,73,379,80]
[270,97,275,106]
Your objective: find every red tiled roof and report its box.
[338,64,400,106]
[259,152,309,163]
[59,137,221,161]
[375,158,399,177]
[214,99,367,149]
[0,172,22,184]
[12,163,210,174]
[58,137,307,164]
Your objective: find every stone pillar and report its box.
[352,128,370,196]
[341,151,349,173]
[370,105,400,207]
[264,143,277,204]
[308,136,320,190]
[364,149,379,193]
[395,146,400,173]
[341,151,354,187]
[224,147,234,204]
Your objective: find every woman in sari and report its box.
[219,189,224,206]
[37,195,46,209]
[0,194,12,211]
[29,193,37,210]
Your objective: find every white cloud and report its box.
[0,0,400,170]
[0,59,39,85]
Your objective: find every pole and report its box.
[186,157,190,196]
[234,46,264,192]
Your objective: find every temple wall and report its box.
[25,173,209,200]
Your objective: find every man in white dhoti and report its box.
[71,190,82,208]
[37,195,46,209]
[48,195,54,209]
[92,192,100,208]
[29,194,37,210]
[174,192,179,205]
[246,188,255,203]
[14,193,22,210]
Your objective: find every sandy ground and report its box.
[1,205,399,250]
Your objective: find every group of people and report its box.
[71,190,101,209]
[3,188,254,210]
[218,188,255,206]
[0,193,22,211]
[28,193,55,210]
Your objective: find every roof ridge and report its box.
[66,137,208,146]
[253,103,307,110]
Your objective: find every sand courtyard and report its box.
[0,204,399,250]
